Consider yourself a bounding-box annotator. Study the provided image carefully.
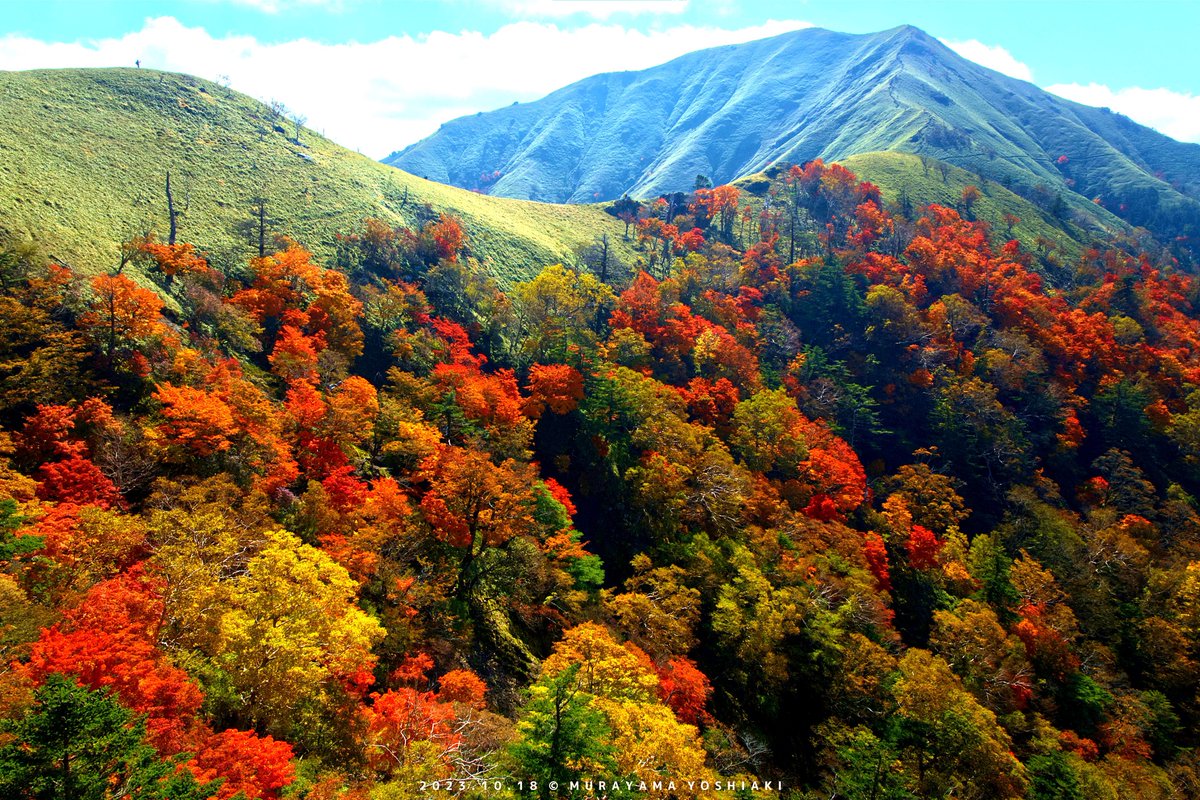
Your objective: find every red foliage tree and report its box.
[187,728,296,800]
[525,363,585,416]
[863,532,892,591]
[153,383,237,457]
[36,456,122,509]
[437,669,487,709]
[26,567,204,752]
[81,274,165,356]
[428,215,467,263]
[654,656,711,725]
[905,524,944,570]
[141,240,217,281]
[269,325,322,384]
[362,687,462,773]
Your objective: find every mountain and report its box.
[0,68,634,284]
[387,25,1200,246]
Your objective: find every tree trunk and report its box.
[166,171,178,245]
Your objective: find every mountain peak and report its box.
[884,23,931,39]
[385,24,1200,246]
[874,23,955,64]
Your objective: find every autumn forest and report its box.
[4,154,1200,800]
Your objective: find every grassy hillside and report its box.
[837,151,1120,259]
[731,152,1112,264]
[0,68,635,285]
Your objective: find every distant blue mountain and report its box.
[386,25,1200,242]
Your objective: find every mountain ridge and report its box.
[0,67,636,285]
[387,25,1200,249]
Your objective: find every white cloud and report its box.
[487,0,689,19]
[940,38,1200,144]
[1047,83,1200,144]
[0,16,808,158]
[942,38,1034,82]
[221,0,346,13]
[5,19,1196,153]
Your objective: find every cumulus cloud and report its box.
[486,0,689,18]
[1047,83,1200,144]
[940,39,1199,144]
[12,17,1192,156]
[0,16,808,158]
[225,0,350,11]
[941,38,1034,82]
[221,0,347,12]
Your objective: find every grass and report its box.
[733,152,1108,263]
[838,151,1106,260]
[0,68,636,286]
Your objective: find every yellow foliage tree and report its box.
[541,622,657,704]
[532,622,712,796]
[212,529,385,730]
[151,491,383,733]
[711,543,804,687]
[892,648,1028,800]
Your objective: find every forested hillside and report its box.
[3,154,1200,799]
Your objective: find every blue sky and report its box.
[1,0,1196,157]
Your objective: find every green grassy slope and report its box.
[734,151,1113,263]
[0,68,634,284]
[838,151,1122,259]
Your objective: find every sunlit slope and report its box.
[838,151,1128,258]
[730,152,1123,266]
[389,25,1200,248]
[0,68,634,283]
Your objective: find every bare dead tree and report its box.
[291,113,307,146]
[578,233,615,284]
[166,171,179,245]
[94,424,159,497]
[165,171,191,245]
[236,195,275,259]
